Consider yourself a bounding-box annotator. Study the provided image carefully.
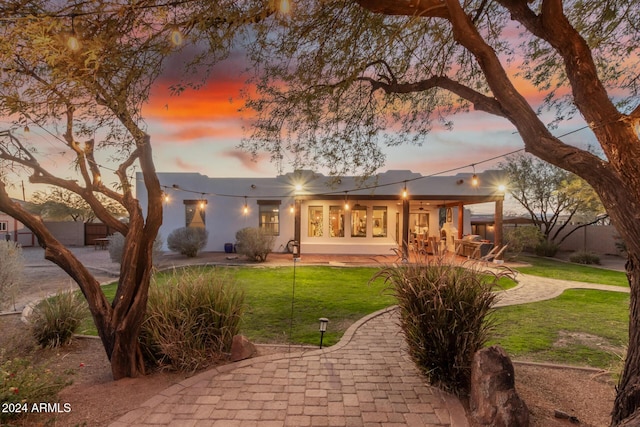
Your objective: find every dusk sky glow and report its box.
[3,42,599,215]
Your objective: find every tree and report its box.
[501,152,606,245]
[0,0,266,379]
[241,1,640,424]
[29,187,128,222]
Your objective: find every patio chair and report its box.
[479,244,508,263]
[481,244,509,263]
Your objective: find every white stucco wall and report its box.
[138,171,498,256]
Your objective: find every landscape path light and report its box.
[319,317,329,348]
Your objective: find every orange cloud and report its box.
[144,79,256,124]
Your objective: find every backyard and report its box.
[0,251,629,426]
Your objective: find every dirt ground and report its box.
[0,314,617,427]
[0,247,621,426]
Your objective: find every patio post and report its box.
[402,197,409,259]
[494,199,503,247]
[457,202,464,239]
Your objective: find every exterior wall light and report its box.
[319,318,329,348]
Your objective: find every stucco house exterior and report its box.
[137,169,506,256]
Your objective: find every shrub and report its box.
[503,226,542,260]
[108,232,164,265]
[30,290,88,348]
[534,240,559,257]
[167,227,208,257]
[140,269,244,372]
[0,351,70,423]
[375,258,505,396]
[569,250,601,265]
[235,227,275,262]
[0,241,23,311]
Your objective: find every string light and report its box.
[243,196,249,215]
[344,192,350,210]
[471,165,479,187]
[289,204,295,214]
[279,0,291,14]
[169,26,183,46]
[67,15,81,51]
[401,181,408,199]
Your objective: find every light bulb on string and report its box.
[401,182,408,199]
[243,196,249,215]
[279,0,291,14]
[471,165,479,187]
[169,26,183,46]
[67,15,81,51]
[344,192,350,210]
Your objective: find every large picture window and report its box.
[184,200,206,228]
[373,206,387,238]
[258,200,280,235]
[351,205,367,237]
[329,206,345,237]
[308,206,323,237]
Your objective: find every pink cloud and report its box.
[174,157,202,172]
[221,149,269,173]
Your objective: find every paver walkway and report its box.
[110,307,468,427]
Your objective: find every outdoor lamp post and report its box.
[319,318,329,348]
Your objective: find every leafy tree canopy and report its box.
[241,0,639,177]
[500,152,605,244]
[28,188,128,223]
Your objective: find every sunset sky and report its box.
[4,46,598,214]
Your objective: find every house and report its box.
[0,199,36,246]
[137,170,506,256]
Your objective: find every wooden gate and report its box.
[84,223,114,245]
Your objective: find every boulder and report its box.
[470,345,530,427]
[230,335,257,362]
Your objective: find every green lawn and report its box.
[79,260,627,370]
[516,255,628,287]
[489,289,629,369]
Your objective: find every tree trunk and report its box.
[612,249,640,425]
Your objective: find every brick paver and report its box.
[109,307,466,427]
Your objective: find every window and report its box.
[351,205,367,237]
[373,206,387,238]
[184,200,206,228]
[308,206,323,237]
[0,221,7,232]
[258,200,280,235]
[329,206,345,237]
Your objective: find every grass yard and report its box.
[78,259,627,370]
[489,289,629,370]
[85,264,515,346]
[516,255,629,287]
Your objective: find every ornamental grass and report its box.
[140,269,244,372]
[375,255,510,395]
